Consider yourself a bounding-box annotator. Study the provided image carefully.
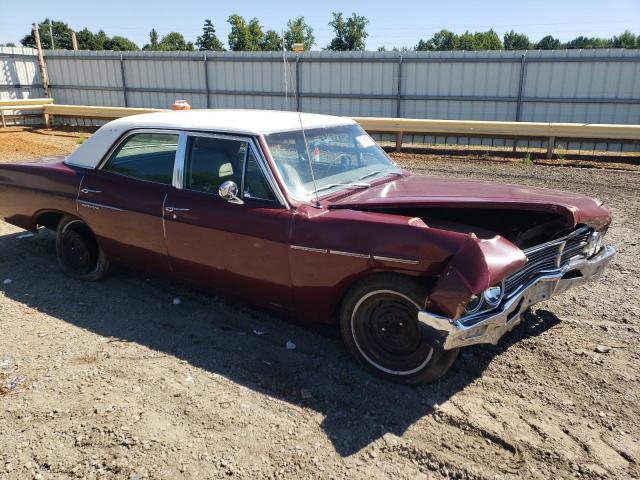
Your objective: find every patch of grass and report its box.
[521,152,534,165]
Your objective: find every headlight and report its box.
[464,283,504,315]
[584,231,604,258]
[483,283,504,308]
[464,294,483,315]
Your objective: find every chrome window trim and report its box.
[172,133,187,189]
[97,128,289,208]
[97,128,182,174]
[262,124,401,204]
[179,131,289,209]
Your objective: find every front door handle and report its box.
[165,206,190,213]
[81,188,102,194]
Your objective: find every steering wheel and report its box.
[326,153,351,176]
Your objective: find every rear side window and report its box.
[103,133,178,185]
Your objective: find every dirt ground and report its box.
[0,129,638,479]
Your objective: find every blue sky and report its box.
[0,0,638,49]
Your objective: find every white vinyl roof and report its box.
[65,109,356,169]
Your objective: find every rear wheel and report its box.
[56,216,110,281]
[340,274,459,385]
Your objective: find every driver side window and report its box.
[184,135,277,203]
[185,136,244,194]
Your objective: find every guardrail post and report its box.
[1,111,6,128]
[119,54,128,107]
[203,54,210,109]
[546,136,556,159]
[395,132,404,152]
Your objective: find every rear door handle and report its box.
[81,188,102,194]
[165,206,190,213]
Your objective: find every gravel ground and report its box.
[0,131,639,479]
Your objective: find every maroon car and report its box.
[0,110,615,384]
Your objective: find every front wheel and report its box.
[340,274,459,385]
[56,216,110,281]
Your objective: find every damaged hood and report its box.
[328,174,611,230]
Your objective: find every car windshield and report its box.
[264,124,401,200]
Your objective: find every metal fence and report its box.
[2,47,639,150]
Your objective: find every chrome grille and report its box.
[504,227,591,295]
[561,228,591,264]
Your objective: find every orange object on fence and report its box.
[171,100,191,111]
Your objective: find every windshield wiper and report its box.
[315,182,371,193]
[358,170,403,181]
[358,170,381,181]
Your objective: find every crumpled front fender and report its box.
[426,234,527,320]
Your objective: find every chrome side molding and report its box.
[289,246,419,265]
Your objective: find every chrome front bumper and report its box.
[418,245,616,351]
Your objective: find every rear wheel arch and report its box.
[34,210,68,231]
[55,215,110,281]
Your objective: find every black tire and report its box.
[56,216,110,281]
[340,274,459,385]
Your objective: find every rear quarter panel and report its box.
[0,158,83,231]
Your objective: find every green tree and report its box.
[261,30,283,50]
[472,29,502,50]
[227,14,264,51]
[157,32,194,51]
[1,42,17,47]
[612,30,637,48]
[196,19,224,51]
[565,36,612,49]
[105,36,139,51]
[503,30,532,50]
[75,28,100,50]
[284,16,315,50]
[535,35,562,50]
[20,19,73,49]
[90,30,111,50]
[326,12,369,51]
[143,29,160,50]
[415,29,457,51]
[456,31,477,50]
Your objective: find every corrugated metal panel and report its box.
[520,49,640,124]
[0,47,43,100]
[302,97,396,117]
[3,49,639,150]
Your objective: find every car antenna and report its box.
[283,39,321,208]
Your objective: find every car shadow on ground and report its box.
[0,230,561,457]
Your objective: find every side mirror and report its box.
[218,180,244,205]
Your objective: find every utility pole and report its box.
[71,31,78,50]
[49,19,55,50]
[32,23,52,127]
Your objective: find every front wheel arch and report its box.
[338,272,458,385]
[333,271,437,321]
